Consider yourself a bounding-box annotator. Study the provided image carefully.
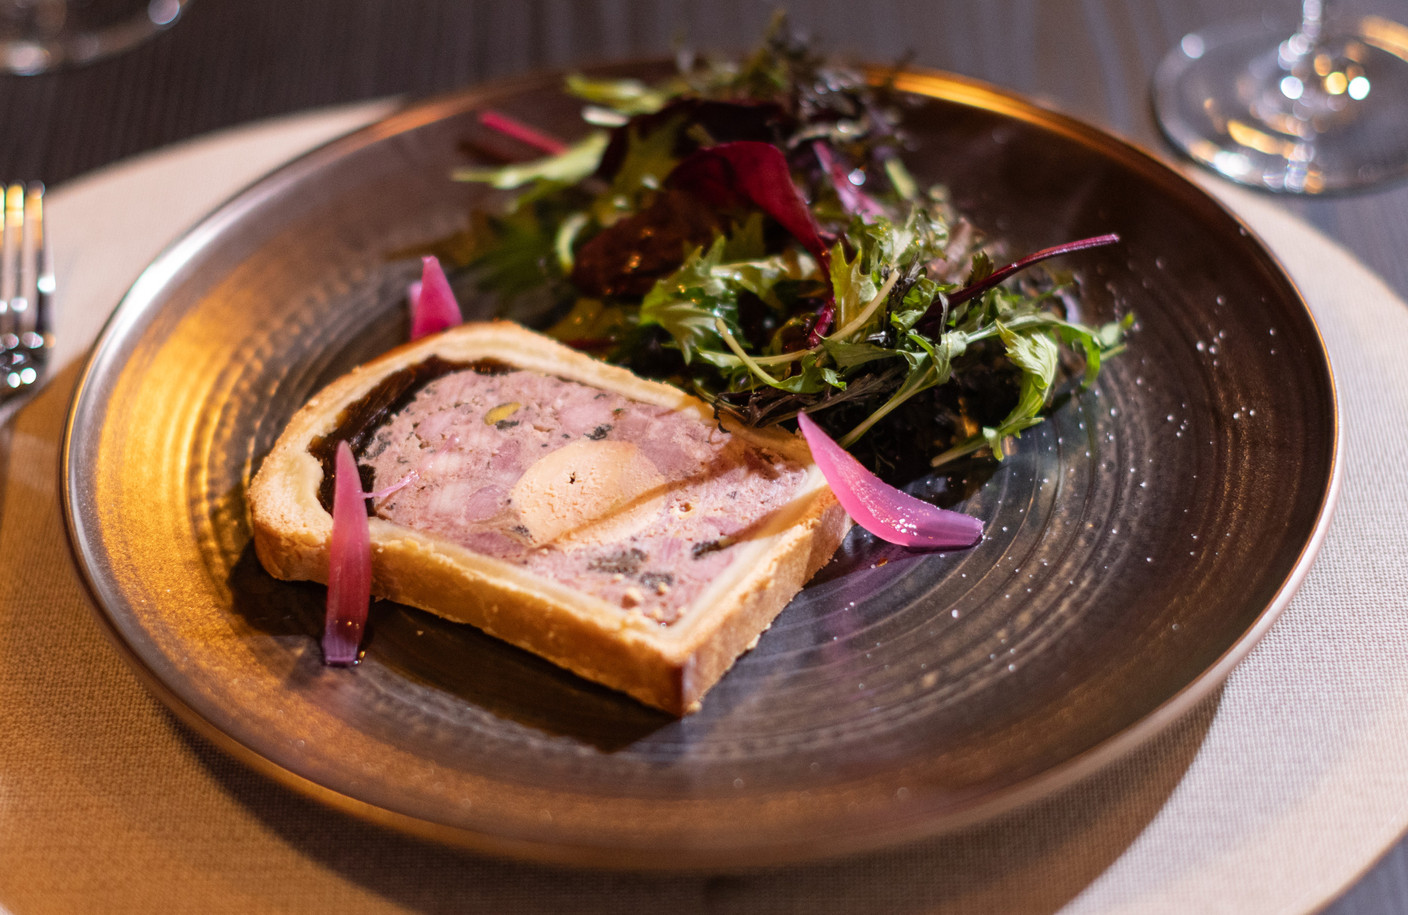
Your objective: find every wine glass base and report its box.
[1154,15,1408,193]
[0,0,188,75]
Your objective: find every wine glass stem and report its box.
[1300,0,1325,46]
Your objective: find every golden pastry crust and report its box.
[247,321,850,714]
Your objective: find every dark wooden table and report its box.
[5,1,1407,911]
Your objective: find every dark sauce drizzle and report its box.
[306,355,514,512]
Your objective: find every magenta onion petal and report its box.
[797,412,983,550]
[324,440,372,665]
[478,109,569,156]
[409,255,463,340]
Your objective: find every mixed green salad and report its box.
[440,21,1129,482]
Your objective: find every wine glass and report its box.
[1153,0,1408,193]
[0,0,188,75]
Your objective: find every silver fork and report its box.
[0,182,54,525]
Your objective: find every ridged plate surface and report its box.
[62,65,1338,868]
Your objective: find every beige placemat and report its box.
[1,101,1404,915]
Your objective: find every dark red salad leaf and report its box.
[667,140,832,271]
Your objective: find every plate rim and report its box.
[59,62,1342,870]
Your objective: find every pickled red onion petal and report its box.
[478,109,569,156]
[324,441,372,665]
[409,255,462,340]
[797,412,983,549]
[366,470,417,502]
[363,433,459,503]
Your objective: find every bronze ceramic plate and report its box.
[62,65,1338,868]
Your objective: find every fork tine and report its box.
[1,183,19,344]
[0,182,51,394]
[25,183,50,353]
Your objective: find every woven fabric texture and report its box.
[1,107,1403,915]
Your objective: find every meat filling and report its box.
[360,366,811,624]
